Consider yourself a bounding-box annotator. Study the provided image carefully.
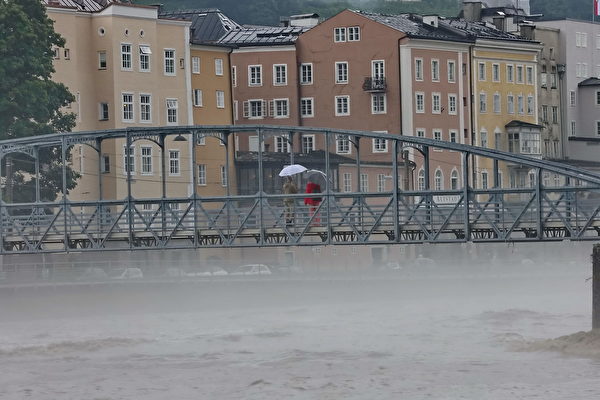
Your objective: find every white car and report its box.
[186,266,229,277]
[113,267,144,280]
[230,264,272,276]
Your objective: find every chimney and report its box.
[423,15,439,28]
[493,16,506,31]
[520,24,535,40]
[463,1,483,22]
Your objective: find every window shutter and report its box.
[243,101,249,118]
[268,100,274,117]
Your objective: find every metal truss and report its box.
[1,125,600,254]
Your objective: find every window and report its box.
[516,95,525,114]
[140,94,151,122]
[596,90,600,106]
[542,105,548,122]
[164,49,175,75]
[273,64,287,85]
[434,170,443,190]
[570,91,576,107]
[372,60,385,80]
[576,32,588,47]
[596,121,600,136]
[449,130,457,143]
[541,71,547,88]
[166,99,178,125]
[448,60,456,82]
[98,51,107,69]
[139,45,151,72]
[416,129,425,138]
[433,130,442,141]
[216,90,225,109]
[300,63,313,84]
[526,66,534,84]
[507,94,514,114]
[479,92,487,113]
[415,58,423,81]
[301,97,314,118]
[360,173,368,192]
[597,34,600,49]
[233,100,238,121]
[64,49,70,60]
[506,64,514,83]
[373,137,387,153]
[551,67,557,88]
[220,165,227,187]
[451,170,459,190]
[571,121,576,136]
[192,56,200,74]
[248,65,262,86]
[272,98,289,118]
[334,27,346,42]
[343,173,352,192]
[552,106,558,124]
[431,59,440,81]
[348,26,360,41]
[169,150,180,175]
[101,154,110,173]
[478,62,486,81]
[480,131,488,148]
[123,145,135,174]
[377,174,386,192]
[481,171,488,190]
[193,89,203,107]
[121,43,132,70]
[141,147,152,175]
[231,66,237,87]
[198,164,206,185]
[275,136,289,153]
[492,63,500,82]
[335,62,348,83]
[418,169,425,191]
[448,94,457,115]
[337,135,350,154]
[302,135,315,153]
[495,132,502,150]
[527,95,534,114]
[415,92,425,113]
[245,99,265,119]
[122,93,133,122]
[99,102,109,121]
[215,58,223,76]
[371,94,386,114]
[432,93,441,113]
[493,93,501,113]
[516,65,524,83]
[335,95,350,116]
[53,47,60,59]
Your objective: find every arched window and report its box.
[434,169,443,190]
[418,169,425,191]
[451,170,459,190]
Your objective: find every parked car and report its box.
[186,266,229,277]
[77,267,108,281]
[230,264,272,276]
[112,267,143,280]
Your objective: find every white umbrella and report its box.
[305,169,333,185]
[279,164,307,177]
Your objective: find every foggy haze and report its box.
[1,242,599,399]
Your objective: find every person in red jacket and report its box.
[304,179,321,225]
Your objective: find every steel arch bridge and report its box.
[1,125,600,255]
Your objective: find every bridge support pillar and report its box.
[593,244,600,330]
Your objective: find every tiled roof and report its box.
[355,11,471,42]
[217,26,307,47]
[446,18,533,42]
[43,0,108,12]
[160,9,242,44]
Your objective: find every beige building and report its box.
[45,1,193,204]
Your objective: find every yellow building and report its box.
[45,1,193,204]
[466,32,542,190]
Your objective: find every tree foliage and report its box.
[0,0,78,202]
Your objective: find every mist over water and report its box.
[1,244,599,399]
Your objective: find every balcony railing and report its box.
[362,77,387,92]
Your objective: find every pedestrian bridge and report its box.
[2,125,600,254]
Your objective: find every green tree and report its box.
[0,0,78,203]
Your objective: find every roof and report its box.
[354,11,472,43]
[553,158,600,169]
[578,78,600,87]
[505,120,543,129]
[43,0,108,12]
[217,26,307,47]
[160,9,241,44]
[446,18,535,42]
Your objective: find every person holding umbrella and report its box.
[283,176,298,225]
[304,175,322,225]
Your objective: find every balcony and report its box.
[362,77,387,92]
